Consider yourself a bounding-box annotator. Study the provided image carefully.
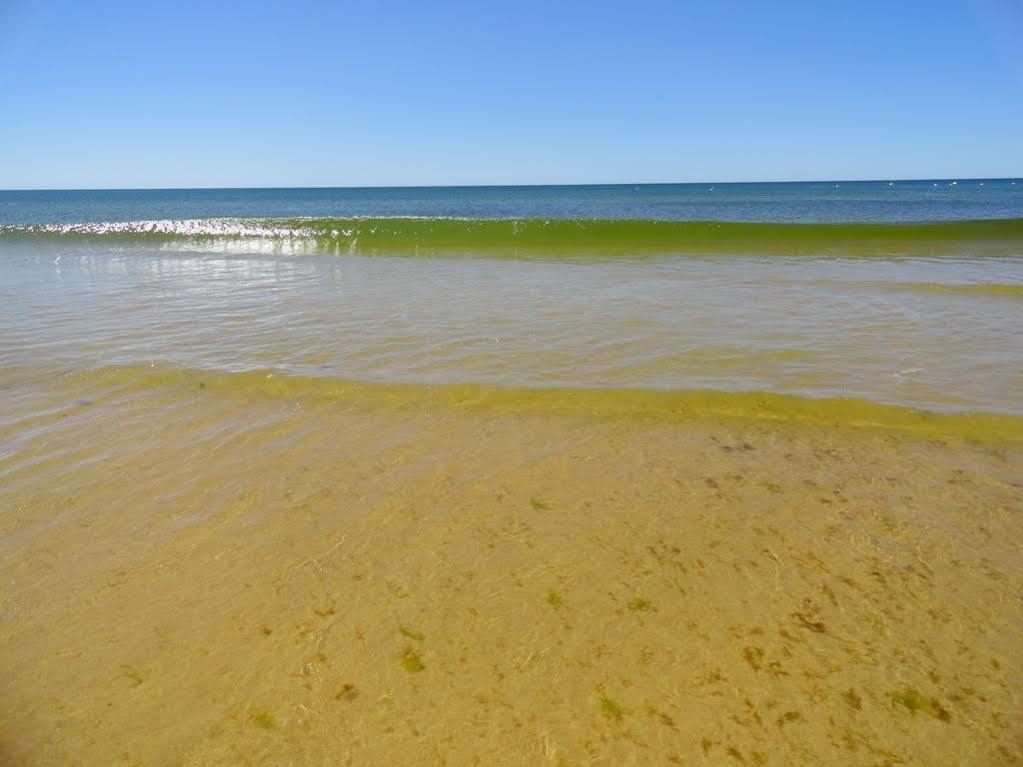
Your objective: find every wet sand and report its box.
[1,370,1021,766]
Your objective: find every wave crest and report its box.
[2,216,1022,256]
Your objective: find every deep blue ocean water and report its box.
[1,179,1021,225]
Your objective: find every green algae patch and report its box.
[776,710,804,728]
[628,597,655,612]
[118,665,143,688]
[401,647,426,673]
[27,216,1023,258]
[599,695,626,720]
[843,687,863,710]
[399,624,425,641]
[251,710,276,729]
[546,590,564,609]
[742,646,764,671]
[73,364,1023,445]
[385,579,410,599]
[530,497,551,511]
[887,688,951,722]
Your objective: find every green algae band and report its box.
[3,216,1023,256]
[21,363,1023,445]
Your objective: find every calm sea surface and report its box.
[2,181,1021,414]
[2,179,1022,224]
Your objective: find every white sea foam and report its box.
[0,219,321,238]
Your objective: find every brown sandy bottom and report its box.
[0,375,1021,766]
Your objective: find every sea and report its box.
[3,180,1023,765]
[1,180,1021,414]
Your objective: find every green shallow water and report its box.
[7,364,1021,445]
[2,235,1020,415]
[3,216,1023,256]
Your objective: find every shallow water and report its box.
[1,368,1021,766]
[1,185,1022,765]
[1,236,1020,414]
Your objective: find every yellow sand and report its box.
[1,369,1021,766]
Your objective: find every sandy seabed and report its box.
[1,372,1021,766]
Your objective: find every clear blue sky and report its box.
[1,0,1020,189]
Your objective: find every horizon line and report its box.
[2,176,1021,193]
